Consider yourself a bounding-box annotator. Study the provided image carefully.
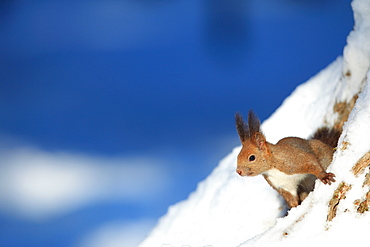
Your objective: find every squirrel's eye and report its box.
[249,155,256,162]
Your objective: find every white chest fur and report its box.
[264,168,308,196]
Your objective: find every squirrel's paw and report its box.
[318,172,336,185]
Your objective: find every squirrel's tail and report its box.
[310,127,341,148]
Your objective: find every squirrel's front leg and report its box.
[304,160,336,185]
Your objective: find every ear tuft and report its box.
[235,112,248,142]
[235,110,264,144]
[248,110,261,136]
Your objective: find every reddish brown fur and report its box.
[235,110,340,208]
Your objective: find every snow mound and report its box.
[140,0,370,246]
[140,147,284,247]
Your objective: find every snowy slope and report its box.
[140,0,370,246]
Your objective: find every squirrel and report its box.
[235,110,341,208]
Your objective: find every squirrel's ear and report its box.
[254,132,267,151]
[235,112,248,142]
[248,110,260,135]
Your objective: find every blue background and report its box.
[0,0,353,246]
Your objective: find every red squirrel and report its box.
[235,110,341,208]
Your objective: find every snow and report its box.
[239,74,370,246]
[140,0,370,246]
[140,149,284,247]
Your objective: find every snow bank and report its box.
[139,147,284,247]
[140,0,370,246]
[240,71,370,247]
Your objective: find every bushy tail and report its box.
[310,127,341,148]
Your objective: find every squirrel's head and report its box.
[235,111,271,176]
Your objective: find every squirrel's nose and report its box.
[236,170,242,176]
